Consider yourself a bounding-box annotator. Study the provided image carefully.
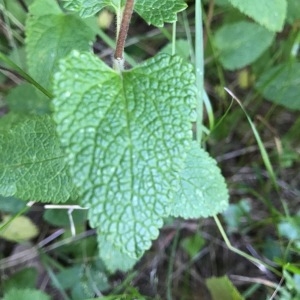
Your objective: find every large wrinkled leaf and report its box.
[227,0,287,32]
[214,21,275,70]
[53,51,195,258]
[0,114,77,202]
[256,63,300,110]
[98,234,137,272]
[172,142,229,218]
[26,0,95,90]
[62,0,187,27]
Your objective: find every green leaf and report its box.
[2,268,38,293]
[0,114,77,202]
[214,0,230,7]
[4,0,32,24]
[214,21,275,70]
[294,274,300,293]
[7,46,27,71]
[286,0,300,24]
[62,0,115,18]
[222,199,251,233]
[134,0,187,27]
[2,289,51,300]
[6,83,50,115]
[98,234,138,272]
[0,215,39,242]
[43,208,87,227]
[26,0,95,90]
[206,276,244,300]
[278,217,300,240]
[227,0,287,32]
[181,234,205,258]
[255,62,300,110]
[28,0,61,15]
[262,237,282,261]
[0,196,27,214]
[282,270,300,296]
[55,265,110,299]
[172,142,229,218]
[160,39,191,61]
[0,52,52,99]
[55,266,82,289]
[62,0,187,27]
[53,51,195,258]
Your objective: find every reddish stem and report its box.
[114,0,135,60]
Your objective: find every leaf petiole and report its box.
[114,0,135,71]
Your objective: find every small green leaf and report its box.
[43,209,87,227]
[26,0,95,89]
[160,39,191,61]
[222,199,251,233]
[2,268,38,293]
[286,0,300,24]
[181,234,205,258]
[227,0,287,32]
[62,0,187,26]
[0,114,77,202]
[0,215,39,242]
[0,196,27,214]
[6,83,50,115]
[262,237,282,261]
[55,265,110,299]
[172,142,229,218]
[53,51,195,258]
[3,289,51,300]
[55,265,82,289]
[206,276,244,300]
[278,218,300,240]
[134,0,187,27]
[294,274,300,293]
[62,0,116,18]
[256,62,300,110]
[214,21,275,70]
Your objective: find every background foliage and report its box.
[0,0,300,299]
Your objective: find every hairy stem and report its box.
[115,3,123,41]
[114,0,135,61]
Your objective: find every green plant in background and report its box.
[1,0,300,298]
[213,0,300,111]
